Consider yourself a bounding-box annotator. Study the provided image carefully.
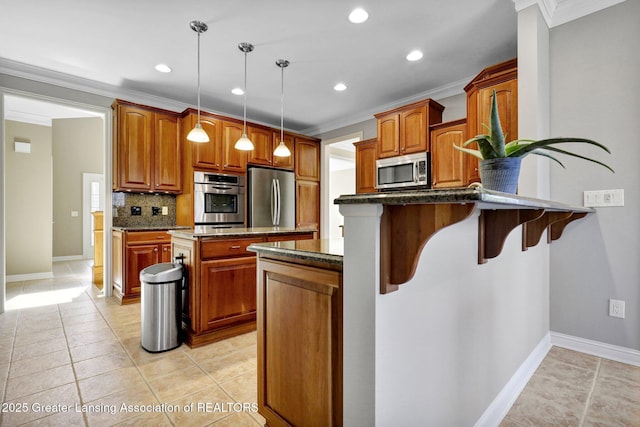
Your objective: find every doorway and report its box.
[322,134,360,239]
[1,90,113,313]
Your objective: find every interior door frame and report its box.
[0,88,114,312]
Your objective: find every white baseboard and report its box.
[6,272,54,283]
[550,331,640,367]
[474,333,551,427]
[52,255,85,262]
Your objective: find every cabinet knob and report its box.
[154,248,158,252]
[163,247,168,252]
[474,168,478,172]
[230,245,241,249]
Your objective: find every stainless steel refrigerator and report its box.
[247,167,295,228]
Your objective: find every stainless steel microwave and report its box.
[376,152,430,190]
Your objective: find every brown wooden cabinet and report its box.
[464,58,518,184]
[92,211,104,287]
[248,125,273,167]
[112,100,181,193]
[430,119,467,188]
[172,231,316,347]
[221,121,248,173]
[257,257,343,427]
[112,229,172,304]
[295,137,320,232]
[354,138,377,194]
[186,111,223,170]
[374,98,444,159]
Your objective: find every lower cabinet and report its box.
[257,257,343,427]
[112,230,171,304]
[296,180,320,230]
[172,232,315,348]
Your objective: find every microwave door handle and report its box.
[414,161,419,183]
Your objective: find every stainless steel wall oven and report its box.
[193,172,245,227]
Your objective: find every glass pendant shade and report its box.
[235,133,254,151]
[187,123,209,143]
[275,59,291,157]
[188,20,209,143]
[273,140,291,157]
[235,42,254,151]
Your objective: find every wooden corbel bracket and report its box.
[522,211,573,250]
[478,209,545,264]
[379,203,475,294]
[548,212,588,243]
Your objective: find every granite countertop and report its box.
[334,187,594,213]
[112,225,192,232]
[168,226,317,239]
[248,239,344,266]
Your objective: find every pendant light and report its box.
[234,42,254,151]
[273,59,292,157]
[187,20,209,143]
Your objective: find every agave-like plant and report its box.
[453,90,614,172]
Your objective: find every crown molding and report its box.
[513,0,627,28]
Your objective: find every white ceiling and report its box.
[0,0,519,134]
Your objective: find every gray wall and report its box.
[549,0,640,350]
[52,117,104,257]
[4,120,53,276]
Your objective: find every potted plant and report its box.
[454,90,613,193]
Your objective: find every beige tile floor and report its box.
[2,260,639,426]
[1,260,263,426]
[501,346,640,426]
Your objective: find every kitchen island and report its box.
[168,227,316,347]
[248,239,343,427]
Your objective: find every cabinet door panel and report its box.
[400,106,427,154]
[295,138,320,181]
[125,244,158,295]
[296,180,320,230]
[272,132,295,170]
[154,112,181,192]
[222,121,248,173]
[376,114,400,158]
[431,122,466,188]
[192,116,222,170]
[248,126,273,166]
[200,257,257,332]
[355,139,377,194]
[119,106,153,190]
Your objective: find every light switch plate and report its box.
[583,189,624,207]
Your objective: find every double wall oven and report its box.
[194,172,245,228]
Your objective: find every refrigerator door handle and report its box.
[275,178,281,226]
[271,179,277,225]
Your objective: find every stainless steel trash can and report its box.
[140,263,183,352]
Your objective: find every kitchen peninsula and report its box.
[244,188,593,426]
[168,226,316,347]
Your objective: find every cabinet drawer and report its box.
[201,237,265,259]
[125,231,171,244]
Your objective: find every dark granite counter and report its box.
[248,239,344,266]
[168,226,317,240]
[334,187,594,213]
[112,225,191,232]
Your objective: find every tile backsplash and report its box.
[112,192,177,227]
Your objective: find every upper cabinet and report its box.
[112,100,181,193]
[464,58,518,184]
[221,120,248,173]
[247,125,273,167]
[294,136,321,232]
[430,119,467,189]
[374,98,444,159]
[354,138,377,194]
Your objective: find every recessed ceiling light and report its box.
[349,8,369,24]
[232,88,244,95]
[155,64,172,73]
[334,83,347,91]
[406,50,423,62]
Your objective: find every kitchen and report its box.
[2,1,639,426]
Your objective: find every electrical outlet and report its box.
[152,206,161,216]
[584,189,624,207]
[609,299,625,319]
[162,206,168,215]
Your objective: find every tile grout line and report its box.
[578,356,601,427]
